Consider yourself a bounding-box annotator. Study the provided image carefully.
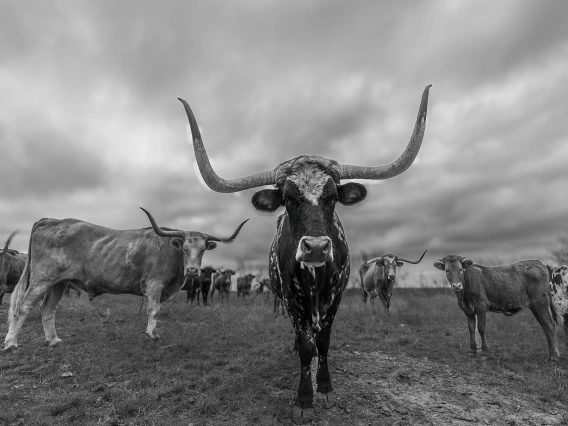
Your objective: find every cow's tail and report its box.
[8,220,42,322]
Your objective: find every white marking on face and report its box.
[384,256,395,264]
[287,169,331,206]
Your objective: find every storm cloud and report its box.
[1,0,568,286]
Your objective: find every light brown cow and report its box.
[434,255,560,361]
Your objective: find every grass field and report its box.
[1,287,567,425]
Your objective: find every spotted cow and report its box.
[4,209,247,350]
[178,85,431,423]
[548,265,568,345]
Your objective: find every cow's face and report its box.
[550,265,568,294]
[171,234,217,279]
[251,158,366,267]
[372,255,403,309]
[434,255,473,291]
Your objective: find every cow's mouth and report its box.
[300,261,326,269]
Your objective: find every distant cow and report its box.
[236,274,255,298]
[256,277,270,295]
[4,209,247,350]
[211,269,235,302]
[548,265,568,345]
[182,276,198,303]
[193,266,216,306]
[0,232,26,306]
[359,250,426,311]
[434,255,560,361]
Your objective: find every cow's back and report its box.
[466,260,549,311]
[29,218,182,296]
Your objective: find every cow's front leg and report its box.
[292,325,316,425]
[145,281,163,340]
[476,309,489,353]
[467,314,477,354]
[315,297,341,409]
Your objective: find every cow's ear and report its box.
[462,259,473,269]
[231,270,236,275]
[170,238,183,249]
[337,182,367,206]
[206,242,217,250]
[252,189,282,212]
[433,261,445,271]
[396,261,404,267]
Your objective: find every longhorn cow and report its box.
[4,209,247,350]
[434,255,560,361]
[178,84,431,424]
[0,232,26,305]
[359,250,427,311]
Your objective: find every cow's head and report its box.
[178,85,431,270]
[364,250,427,310]
[140,208,247,279]
[549,265,568,294]
[221,269,236,281]
[434,255,473,292]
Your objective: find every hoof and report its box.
[316,390,336,409]
[146,333,160,340]
[548,356,560,363]
[46,338,62,347]
[3,343,18,352]
[291,405,314,424]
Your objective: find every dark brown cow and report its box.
[178,84,431,423]
[194,266,217,306]
[211,269,235,301]
[434,255,560,361]
[359,250,426,311]
[4,209,247,350]
[236,274,255,298]
[0,232,26,305]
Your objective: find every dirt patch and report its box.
[314,350,568,425]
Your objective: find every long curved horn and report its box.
[178,98,277,192]
[365,255,387,265]
[140,207,185,238]
[0,230,18,255]
[338,85,431,180]
[206,219,249,243]
[398,250,428,264]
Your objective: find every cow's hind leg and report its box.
[145,281,164,340]
[530,305,560,362]
[315,296,342,409]
[291,324,316,424]
[41,282,67,347]
[4,283,50,350]
[467,314,477,354]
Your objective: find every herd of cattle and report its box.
[1,86,568,424]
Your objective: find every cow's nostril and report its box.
[321,240,330,251]
[302,239,312,253]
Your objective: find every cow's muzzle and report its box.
[295,236,333,266]
[451,282,463,292]
[186,267,199,278]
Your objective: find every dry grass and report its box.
[0,288,566,425]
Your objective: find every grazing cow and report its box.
[548,265,568,345]
[179,84,430,423]
[236,274,255,298]
[195,266,217,305]
[359,250,427,311]
[211,269,235,301]
[0,232,26,306]
[434,255,560,361]
[4,208,247,350]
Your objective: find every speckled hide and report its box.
[549,265,568,345]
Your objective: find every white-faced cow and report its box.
[548,265,568,345]
[211,269,235,302]
[178,84,431,423]
[359,250,427,311]
[434,255,560,361]
[236,273,255,298]
[4,209,247,350]
[0,232,26,305]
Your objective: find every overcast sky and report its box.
[1,1,567,286]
